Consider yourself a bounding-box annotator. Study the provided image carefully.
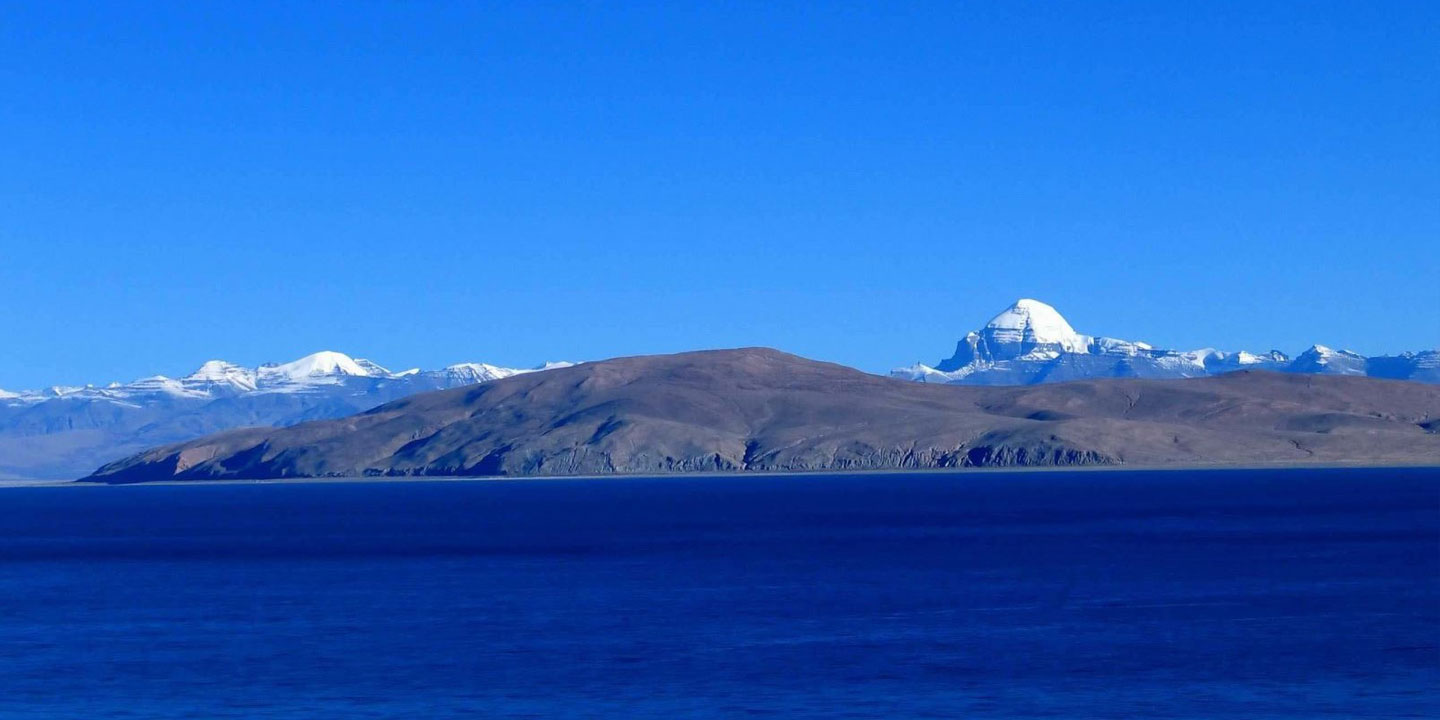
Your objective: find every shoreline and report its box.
[4,460,1437,489]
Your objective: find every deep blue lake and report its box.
[0,468,1436,718]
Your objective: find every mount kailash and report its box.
[893,299,1438,385]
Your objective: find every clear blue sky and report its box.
[2,2,1436,389]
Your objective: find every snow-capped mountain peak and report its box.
[2,351,575,408]
[0,351,576,479]
[186,360,248,380]
[1296,345,1366,363]
[1301,344,1366,360]
[258,351,376,383]
[183,360,259,391]
[983,298,1089,355]
[893,299,1434,386]
[929,299,1093,373]
[434,362,523,384]
[444,362,506,373]
[1289,344,1367,376]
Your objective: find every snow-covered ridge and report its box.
[894,299,1438,386]
[0,351,571,405]
[0,351,579,480]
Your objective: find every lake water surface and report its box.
[0,468,1436,718]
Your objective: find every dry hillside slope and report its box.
[86,348,1440,483]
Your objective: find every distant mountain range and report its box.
[893,299,1439,385]
[6,303,1437,481]
[0,351,570,481]
[87,348,1440,484]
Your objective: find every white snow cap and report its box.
[260,351,376,381]
[440,362,522,383]
[439,361,575,382]
[1304,344,1362,358]
[984,298,1089,353]
[0,351,575,405]
[184,360,259,389]
[187,360,246,380]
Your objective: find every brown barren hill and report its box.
[85,348,1440,483]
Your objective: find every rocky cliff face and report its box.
[86,348,1440,483]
